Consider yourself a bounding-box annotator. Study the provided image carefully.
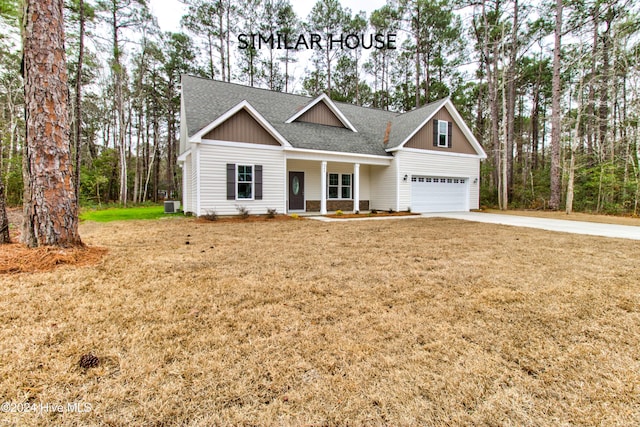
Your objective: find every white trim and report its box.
[177,148,192,163]
[388,99,487,159]
[389,147,486,159]
[285,93,358,133]
[396,155,401,212]
[327,172,353,200]
[195,144,201,216]
[354,163,360,213]
[190,100,292,147]
[200,139,285,151]
[283,156,288,214]
[437,120,449,147]
[235,164,255,201]
[181,155,187,213]
[285,147,391,166]
[320,161,327,215]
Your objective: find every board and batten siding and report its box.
[405,107,477,155]
[395,150,481,210]
[198,142,285,215]
[203,109,281,146]
[296,101,345,128]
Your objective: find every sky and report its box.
[148,0,390,33]
[147,0,392,91]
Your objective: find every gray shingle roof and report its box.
[181,75,448,157]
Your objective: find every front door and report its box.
[289,171,305,211]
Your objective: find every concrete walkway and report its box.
[307,211,640,240]
[425,212,640,241]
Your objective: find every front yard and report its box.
[1,216,639,425]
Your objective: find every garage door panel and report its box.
[411,176,468,213]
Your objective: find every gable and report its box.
[295,101,346,128]
[203,108,281,146]
[405,107,478,155]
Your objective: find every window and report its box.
[227,164,262,200]
[438,120,448,147]
[328,173,352,199]
[237,165,253,199]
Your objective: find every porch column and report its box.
[353,163,360,213]
[320,161,327,214]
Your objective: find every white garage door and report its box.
[411,176,468,213]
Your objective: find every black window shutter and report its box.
[255,165,263,200]
[433,119,438,147]
[226,163,235,200]
[448,121,453,148]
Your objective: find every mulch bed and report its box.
[325,211,419,219]
[0,243,107,274]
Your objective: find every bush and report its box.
[201,210,218,221]
[266,208,277,219]
[235,205,250,219]
[290,213,299,220]
[335,209,343,216]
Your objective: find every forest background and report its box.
[1,0,639,214]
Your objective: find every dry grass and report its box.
[1,216,639,426]
[483,208,640,226]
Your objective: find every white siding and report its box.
[369,161,398,211]
[396,150,481,211]
[198,142,285,216]
[182,154,193,213]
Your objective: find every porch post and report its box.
[353,163,360,213]
[320,161,327,214]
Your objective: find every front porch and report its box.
[286,156,389,214]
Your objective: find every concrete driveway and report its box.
[425,212,640,241]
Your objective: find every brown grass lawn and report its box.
[1,216,639,426]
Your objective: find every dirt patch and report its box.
[1,217,639,425]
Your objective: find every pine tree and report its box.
[22,0,82,247]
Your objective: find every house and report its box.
[178,75,487,216]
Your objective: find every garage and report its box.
[411,176,469,213]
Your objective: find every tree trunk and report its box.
[74,0,85,203]
[506,0,518,197]
[22,0,82,247]
[549,0,563,210]
[0,181,9,244]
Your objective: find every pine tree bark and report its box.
[549,0,563,210]
[74,0,86,202]
[22,0,82,247]
[0,181,10,244]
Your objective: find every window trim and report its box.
[437,120,449,148]
[236,164,255,200]
[327,173,353,200]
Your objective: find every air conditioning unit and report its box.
[164,201,180,214]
